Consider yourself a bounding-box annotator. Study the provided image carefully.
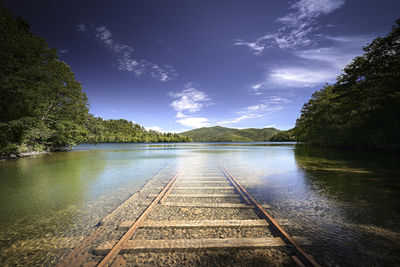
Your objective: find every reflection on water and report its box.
[0,143,399,265]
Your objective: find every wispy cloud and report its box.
[145,126,166,133]
[265,34,373,87]
[169,84,211,116]
[234,40,265,55]
[169,84,212,128]
[248,83,263,95]
[269,67,338,87]
[218,101,283,125]
[267,95,291,103]
[264,124,277,128]
[176,117,211,128]
[235,0,346,53]
[77,24,177,81]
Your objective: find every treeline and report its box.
[269,129,296,142]
[181,126,279,142]
[0,4,190,156]
[85,116,191,143]
[294,19,400,151]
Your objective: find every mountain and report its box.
[181,126,280,142]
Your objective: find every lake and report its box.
[0,143,399,265]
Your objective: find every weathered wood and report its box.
[118,219,269,230]
[57,163,173,267]
[57,227,106,267]
[173,186,234,190]
[176,181,229,184]
[179,176,226,179]
[220,165,320,267]
[156,187,236,190]
[162,202,254,208]
[156,194,239,198]
[94,236,310,255]
[141,201,270,209]
[159,170,181,204]
[292,256,306,267]
[96,168,184,267]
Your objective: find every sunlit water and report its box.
[0,143,399,265]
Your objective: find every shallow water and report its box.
[0,143,399,265]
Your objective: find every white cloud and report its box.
[217,114,263,125]
[169,84,212,128]
[269,67,338,87]
[264,124,277,128]
[264,34,373,87]
[235,0,346,53]
[77,24,177,81]
[170,84,210,115]
[95,26,133,53]
[279,0,345,24]
[175,112,187,118]
[176,117,210,128]
[150,64,177,82]
[249,83,263,95]
[145,126,165,133]
[267,96,291,103]
[234,40,265,55]
[218,102,283,125]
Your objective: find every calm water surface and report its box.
[0,143,399,265]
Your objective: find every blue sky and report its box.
[4,0,400,132]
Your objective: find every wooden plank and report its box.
[162,202,270,209]
[173,186,234,190]
[156,187,236,190]
[180,176,226,179]
[220,165,320,267]
[58,163,173,267]
[176,181,229,184]
[165,194,239,198]
[162,203,252,208]
[118,219,268,230]
[141,201,270,209]
[96,168,184,267]
[292,256,306,267]
[94,236,310,255]
[149,194,238,198]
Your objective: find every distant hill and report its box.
[181,126,280,142]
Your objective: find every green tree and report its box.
[0,4,89,154]
[295,19,400,151]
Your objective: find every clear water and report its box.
[0,143,399,265]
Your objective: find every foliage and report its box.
[0,4,190,156]
[84,116,191,143]
[295,19,400,151]
[0,4,89,154]
[269,128,297,142]
[181,126,280,142]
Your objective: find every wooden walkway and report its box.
[58,162,319,267]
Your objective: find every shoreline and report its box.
[0,150,52,161]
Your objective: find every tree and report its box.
[0,4,89,154]
[295,19,400,151]
[0,4,191,156]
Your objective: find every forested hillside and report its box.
[295,20,400,151]
[269,129,296,142]
[85,116,191,143]
[0,5,190,156]
[181,126,279,142]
